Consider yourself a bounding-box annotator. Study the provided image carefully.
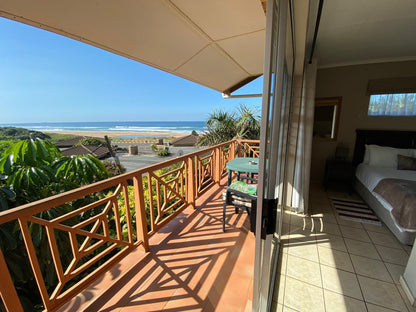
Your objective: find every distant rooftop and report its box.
[61,144,110,159]
[54,137,84,148]
[171,134,200,147]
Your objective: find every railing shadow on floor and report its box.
[63,183,254,312]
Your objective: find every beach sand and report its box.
[46,130,185,138]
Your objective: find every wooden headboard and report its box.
[353,129,416,166]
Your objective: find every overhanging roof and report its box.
[0,0,266,93]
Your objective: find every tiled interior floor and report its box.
[273,182,414,312]
[61,183,255,312]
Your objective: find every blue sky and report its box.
[0,17,263,123]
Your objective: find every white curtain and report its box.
[290,61,317,214]
[368,93,416,116]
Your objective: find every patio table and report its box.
[226,157,259,185]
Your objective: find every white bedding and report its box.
[356,164,416,192]
[356,163,416,232]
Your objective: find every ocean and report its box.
[0,121,206,137]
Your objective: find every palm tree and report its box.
[200,104,260,146]
[199,109,237,146]
[235,104,261,139]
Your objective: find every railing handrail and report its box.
[236,139,260,143]
[0,140,235,225]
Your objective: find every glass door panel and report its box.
[253,0,294,310]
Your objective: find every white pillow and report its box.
[368,145,413,168]
[363,144,384,164]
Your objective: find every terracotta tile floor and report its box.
[61,183,255,312]
[61,181,416,312]
[273,183,415,312]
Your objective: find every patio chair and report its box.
[222,176,257,232]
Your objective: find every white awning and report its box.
[0,0,266,93]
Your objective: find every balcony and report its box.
[1,139,414,312]
[0,140,260,312]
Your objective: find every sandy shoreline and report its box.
[45,130,185,138]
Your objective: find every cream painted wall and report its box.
[311,61,416,182]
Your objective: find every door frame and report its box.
[252,0,295,310]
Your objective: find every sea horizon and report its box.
[0,121,207,135]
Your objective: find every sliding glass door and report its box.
[253,0,294,310]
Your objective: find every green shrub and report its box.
[102,158,126,176]
[45,133,79,143]
[75,137,104,146]
[157,149,170,157]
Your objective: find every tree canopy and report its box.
[75,137,104,146]
[199,104,260,146]
[0,138,110,208]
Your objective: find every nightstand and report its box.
[324,159,354,193]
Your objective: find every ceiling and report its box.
[0,0,266,93]
[313,0,416,68]
[2,0,414,93]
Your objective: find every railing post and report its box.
[231,140,236,159]
[0,249,23,312]
[187,156,195,209]
[19,219,51,310]
[215,147,221,185]
[237,140,242,157]
[133,175,149,252]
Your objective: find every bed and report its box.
[353,129,416,245]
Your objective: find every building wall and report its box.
[311,61,416,182]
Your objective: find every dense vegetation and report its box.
[44,132,78,143]
[0,135,180,310]
[0,140,15,154]
[0,127,53,155]
[0,139,111,311]
[199,104,260,146]
[0,127,51,141]
[0,123,235,310]
[75,137,104,146]
[0,139,110,207]
[150,144,170,157]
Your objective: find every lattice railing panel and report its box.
[10,181,140,310]
[220,143,233,177]
[238,140,260,158]
[146,161,187,234]
[194,151,215,197]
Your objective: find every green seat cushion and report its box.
[229,181,257,196]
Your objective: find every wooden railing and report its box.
[237,139,260,158]
[0,139,257,312]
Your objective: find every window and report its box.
[368,93,416,116]
[366,77,416,116]
[313,97,342,140]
